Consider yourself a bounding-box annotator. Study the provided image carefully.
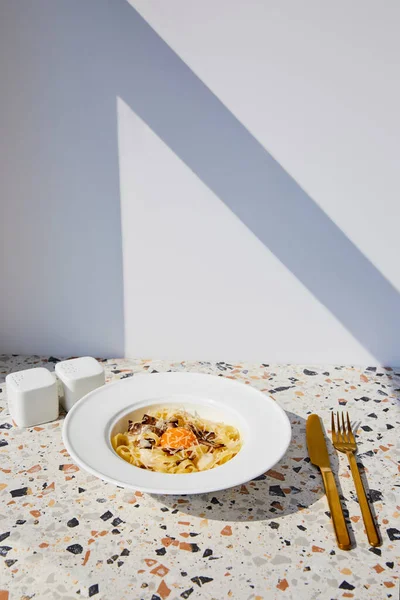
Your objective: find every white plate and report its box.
[62,372,291,495]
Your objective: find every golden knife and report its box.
[306,414,351,550]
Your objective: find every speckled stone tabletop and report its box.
[0,356,399,600]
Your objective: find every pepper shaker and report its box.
[55,356,105,412]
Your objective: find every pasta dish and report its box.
[111,407,242,474]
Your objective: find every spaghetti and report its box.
[111,407,242,474]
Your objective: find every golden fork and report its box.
[331,412,381,547]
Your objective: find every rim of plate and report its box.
[62,372,291,495]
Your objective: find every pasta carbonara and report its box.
[111,407,242,474]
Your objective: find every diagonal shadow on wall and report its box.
[113,1,400,364]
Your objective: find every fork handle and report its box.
[320,469,351,550]
[346,452,381,547]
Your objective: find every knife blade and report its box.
[306,414,351,550]
[307,414,331,468]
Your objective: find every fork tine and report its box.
[341,412,347,443]
[331,412,336,442]
[347,412,356,444]
[336,411,341,442]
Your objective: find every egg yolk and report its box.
[160,427,198,449]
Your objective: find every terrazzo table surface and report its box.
[0,356,399,600]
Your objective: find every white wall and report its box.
[0,1,125,357]
[1,0,400,364]
[118,98,360,364]
[130,0,400,281]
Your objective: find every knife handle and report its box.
[321,469,351,550]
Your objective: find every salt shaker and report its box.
[6,367,59,427]
[55,356,105,412]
